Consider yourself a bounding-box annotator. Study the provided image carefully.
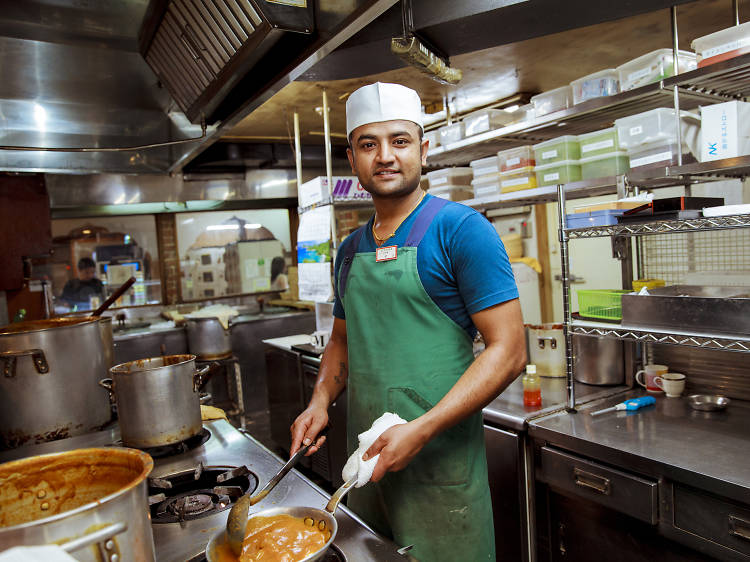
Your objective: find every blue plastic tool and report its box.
[590,395,656,417]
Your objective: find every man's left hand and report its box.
[361,421,430,482]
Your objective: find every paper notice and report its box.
[298,262,333,302]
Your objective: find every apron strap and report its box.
[404,196,449,247]
[338,225,366,301]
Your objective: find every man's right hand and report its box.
[290,405,329,457]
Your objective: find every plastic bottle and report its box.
[522,364,542,407]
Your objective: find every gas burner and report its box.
[148,465,258,525]
[139,428,212,459]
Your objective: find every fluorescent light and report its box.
[244,224,262,229]
[206,224,239,231]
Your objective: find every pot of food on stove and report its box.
[0,317,112,450]
[100,354,209,448]
[0,447,156,561]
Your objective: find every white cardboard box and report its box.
[701,100,750,162]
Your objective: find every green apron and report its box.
[338,196,495,562]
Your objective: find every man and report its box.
[60,257,104,309]
[290,82,526,561]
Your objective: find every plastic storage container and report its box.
[571,69,620,104]
[534,160,582,187]
[691,21,750,68]
[615,108,700,151]
[617,49,697,91]
[426,167,473,189]
[498,146,535,172]
[424,130,440,149]
[567,210,626,228]
[576,289,630,321]
[579,128,620,157]
[627,142,692,169]
[533,136,581,165]
[430,185,474,201]
[471,175,501,198]
[470,156,500,179]
[438,122,464,145]
[463,109,514,136]
[580,152,630,179]
[531,85,573,116]
[509,103,536,124]
[499,166,537,192]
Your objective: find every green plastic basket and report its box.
[577,289,629,321]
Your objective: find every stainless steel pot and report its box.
[573,334,625,385]
[185,317,233,360]
[0,447,156,561]
[102,354,209,448]
[98,316,114,369]
[0,318,111,449]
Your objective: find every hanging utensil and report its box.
[92,276,136,316]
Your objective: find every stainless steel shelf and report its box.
[298,197,373,214]
[628,154,750,188]
[566,213,750,238]
[570,319,750,353]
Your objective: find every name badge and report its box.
[375,245,398,262]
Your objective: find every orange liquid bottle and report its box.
[523,364,542,408]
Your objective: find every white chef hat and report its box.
[346,82,423,138]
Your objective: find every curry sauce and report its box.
[239,514,329,562]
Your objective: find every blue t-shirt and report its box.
[333,194,519,338]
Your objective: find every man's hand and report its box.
[290,405,328,457]
[361,420,431,482]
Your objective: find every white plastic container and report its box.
[498,146,535,172]
[471,175,501,198]
[438,122,464,145]
[617,49,697,91]
[534,160,582,187]
[509,103,536,124]
[499,166,537,192]
[627,142,684,169]
[691,21,750,68]
[578,128,620,157]
[579,152,630,179]
[470,156,500,179]
[426,167,473,189]
[700,100,750,161]
[425,130,440,148]
[531,85,573,116]
[615,108,700,151]
[430,185,474,201]
[532,136,581,164]
[463,109,514,137]
[571,69,620,104]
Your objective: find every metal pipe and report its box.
[733,0,740,25]
[293,110,303,193]
[557,183,576,412]
[322,88,338,250]
[671,5,683,167]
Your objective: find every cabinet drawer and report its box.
[539,446,658,524]
[673,484,750,557]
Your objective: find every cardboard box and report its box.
[701,101,750,162]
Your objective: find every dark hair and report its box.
[270,257,286,282]
[78,257,96,270]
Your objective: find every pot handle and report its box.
[193,364,212,392]
[59,521,128,559]
[99,378,114,397]
[0,349,49,378]
[325,475,357,515]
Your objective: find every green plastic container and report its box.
[533,136,580,165]
[579,127,620,158]
[577,289,630,321]
[580,151,630,180]
[534,159,582,186]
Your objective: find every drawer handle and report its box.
[573,467,611,495]
[729,515,750,542]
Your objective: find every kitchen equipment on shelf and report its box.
[0,317,111,449]
[102,354,209,448]
[691,21,750,67]
[526,324,565,378]
[576,289,629,321]
[616,48,696,90]
[635,364,668,393]
[208,475,358,561]
[0,447,156,561]
[687,394,730,411]
[590,395,656,417]
[654,373,686,397]
[570,68,619,104]
[573,334,625,386]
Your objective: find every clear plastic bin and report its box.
[531,85,573,116]
[498,146,535,172]
[580,151,630,179]
[571,69,620,104]
[534,160,582,187]
[471,175,501,198]
[691,21,750,68]
[425,130,440,148]
[463,109,514,137]
[627,142,697,169]
[470,156,500,179]
[426,167,473,188]
[615,108,700,151]
[533,136,581,165]
[579,128,620,157]
[617,49,697,91]
[499,166,537,193]
[438,122,464,145]
[430,185,474,201]
[508,103,536,124]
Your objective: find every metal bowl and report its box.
[687,394,730,412]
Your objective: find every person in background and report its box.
[60,257,104,309]
[270,256,288,292]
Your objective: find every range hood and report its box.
[139,0,314,124]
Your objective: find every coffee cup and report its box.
[312,330,330,349]
[654,373,686,397]
[635,364,668,392]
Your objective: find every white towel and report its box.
[342,412,407,488]
[0,546,77,562]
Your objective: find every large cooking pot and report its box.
[101,354,209,448]
[0,318,111,450]
[185,317,233,360]
[98,316,114,369]
[0,447,155,561]
[573,334,625,385]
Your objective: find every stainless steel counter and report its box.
[529,390,750,502]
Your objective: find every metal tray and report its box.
[621,285,750,335]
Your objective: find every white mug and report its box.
[312,330,330,348]
[635,364,668,393]
[654,373,686,398]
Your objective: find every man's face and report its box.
[346,120,428,199]
[79,267,96,281]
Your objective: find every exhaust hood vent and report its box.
[140,0,314,124]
